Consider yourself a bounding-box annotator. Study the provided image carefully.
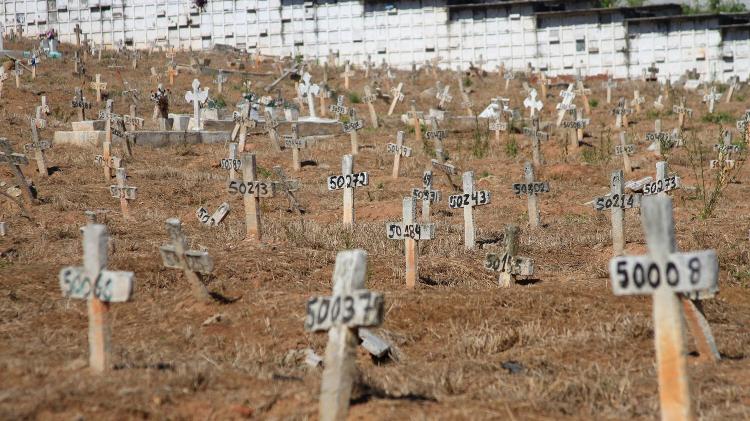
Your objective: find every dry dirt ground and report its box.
[0,38,749,420]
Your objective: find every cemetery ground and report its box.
[0,39,749,420]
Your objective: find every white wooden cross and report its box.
[673,100,693,129]
[228,153,276,241]
[555,84,576,127]
[282,123,310,171]
[387,82,404,116]
[327,155,369,228]
[561,109,589,151]
[299,72,320,118]
[387,197,435,288]
[630,89,645,113]
[615,132,635,174]
[159,218,213,302]
[503,70,515,91]
[231,107,257,152]
[0,138,36,206]
[362,85,379,128]
[612,97,633,128]
[25,106,51,177]
[412,171,441,223]
[214,69,227,95]
[642,161,681,196]
[653,95,664,111]
[343,111,364,155]
[329,95,349,119]
[523,88,543,119]
[592,170,641,256]
[523,117,549,166]
[436,85,452,110]
[110,167,137,220]
[449,171,491,249]
[90,74,107,103]
[305,250,384,421]
[703,87,722,114]
[512,162,549,228]
[220,143,241,181]
[608,195,719,421]
[342,61,354,90]
[407,100,423,142]
[485,224,533,287]
[12,60,22,89]
[489,112,508,143]
[725,76,739,103]
[185,79,209,131]
[387,130,412,179]
[425,117,448,162]
[59,224,134,373]
[72,87,92,121]
[197,202,231,226]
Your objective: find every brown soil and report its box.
[0,38,748,420]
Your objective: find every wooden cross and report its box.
[327,155,369,228]
[425,117,448,162]
[109,167,136,220]
[22,107,50,178]
[387,131,412,179]
[387,82,404,116]
[562,109,589,151]
[608,195,719,421]
[412,171,441,223]
[74,24,83,47]
[574,71,592,114]
[485,225,533,287]
[214,69,227,95]
[329,95,349,119]
[72,88,92,121]
[231,108,257,152]
[184,79,209,131]
[630,90,645,113]
[220,143,241,181]
[317,84,331,117]
[642,161,681,196]
[736,110,750,141]
[592,170,641,256]
[555,84,576,127]
[456,75,474,116]
[90,74,107,103]
[362,85,379,128]
[97,100,118,180]
[489,108,508,143]
[0,71,8,99]
[449,171,491,250]
[436,85,452,110]
[653,95,665,111]
[159,218,213,302]
[523,88,543,119]
[28,54,38,79]
[0,138,36,206]
[167,66,178,86]
[406,100,423,143]
[646,63,659,80]
[601,76,617,104]
[342,61,354,90]
[615,132,635,174]
[264,110,282,150]
[305,250,384,421]
[342,109,364,155]
[387,197,435,288]
[59,224,134,373]
[539,71,549,99]
[725,76,739,103]
[272,166,303,214]
[703,87,722,114]
[503,70,515,91]
[12,61,22,89]
[612,97,633,128]
[282,123,310,171]
[522,117,549,166]
[512,162,549,228]
[673,100,693,129]
[646,119,670,154]
[298,72,320,118]
[197,202,230,226]
[227,153,276,241]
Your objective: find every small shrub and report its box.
[348,92,361,104]
[589,98,599,108]
[702,112,733,124]
[505,136,518,158]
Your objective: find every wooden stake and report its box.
[159,218,213,302]
[363,85,378,129]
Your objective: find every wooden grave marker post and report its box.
[90,74,107,103]
[523,117,549,166]
[735,110,750,142]
[109,167,137,220]
[282,123,310,172]
[615,132,635,174]
[343,61,354,90]
[263,110,282,150]
[214,69,227,95]
[523,88,543,119]
[231,107,257,152]
[304,250,384,421]
[612,97,633,129]
[673,100,693,129]
[59,224,134,373]
[512,162,549,229]
[725,77,739,103]
[592,170,641,256]
[426,117,448,162]
[74,24,83,47]
[436,85,452,110]
[72,88,92,121]
[342,110,364,155]
[408,100,423,143]
[0,71,8,99]
[555,84,576,127]
[503,70,515,91]
[362,85,379,128]
[159,218,213,302]
[185,79,209,131]
[387,82,404,116]
[327,155,369,228]
[574,71,592,114]
[387,197,435,288]
[329,95,349,120]
[485,225,534,287]
[561,110,589,152]
[457,74,474,116]
[642,161,681,197]
[12,61,22,88]
[167,66,178,86]
[272,166,304,214]
[631,89,645,113]
[703,87,722,114]
[220,143,241,181]
[227,153,276,241]
[0,138,37,206]
[609,195,720,421]
[449,171,491,250]
[299,72,320,118]
[412,171,441,223]
[197,203,231,227]
[602,76,617,104]
[387,130,412,179]
[25,106,51,177]
[96,100,118,181]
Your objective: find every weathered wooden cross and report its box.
[602,76,617,104]
[214,69,227,95]
[523,88,543,119]
[90,74,107,103]
[362,85,379,128]
[673,100,693,129]
[59,224,134,373]
[425,117,448,162]
[25,106,51,177]
[74,23,83,47]
[612,97,633,128]
[159,218,213,302]
[0,71,8,99]
[272,166,304,214]
[503,70,515,91]
[523,117,549,166]
[436,85,452,110]
[642,161,681,196]
[342,61,354,90]
[327,155,369,228]
[630,90,645,113]
[387,197,435,288]
[72,87,92,121]
[387,82,404,116]
[555,84,576,127]
[407,100,423,143]
[329,95,349,119]
[592,170,641,256]
[12,61,22,89]
[608,195,719,421]
[304,250,384,421]
[231,107,257,152]
[342,109,364,155]
[449,171,491,249]
[299,72,320,118]
[412,171,441,223]
[703,87,722,114]
[387,130,412,179]
[282,123,310,172]
[512,161,549,228]
[485,224,533,287]
[615,132,635,174]
[220,143,241,181]
[0,138,36,206]
[109,167,137,220]
[227,153,276,241]
[197,202,231,226]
